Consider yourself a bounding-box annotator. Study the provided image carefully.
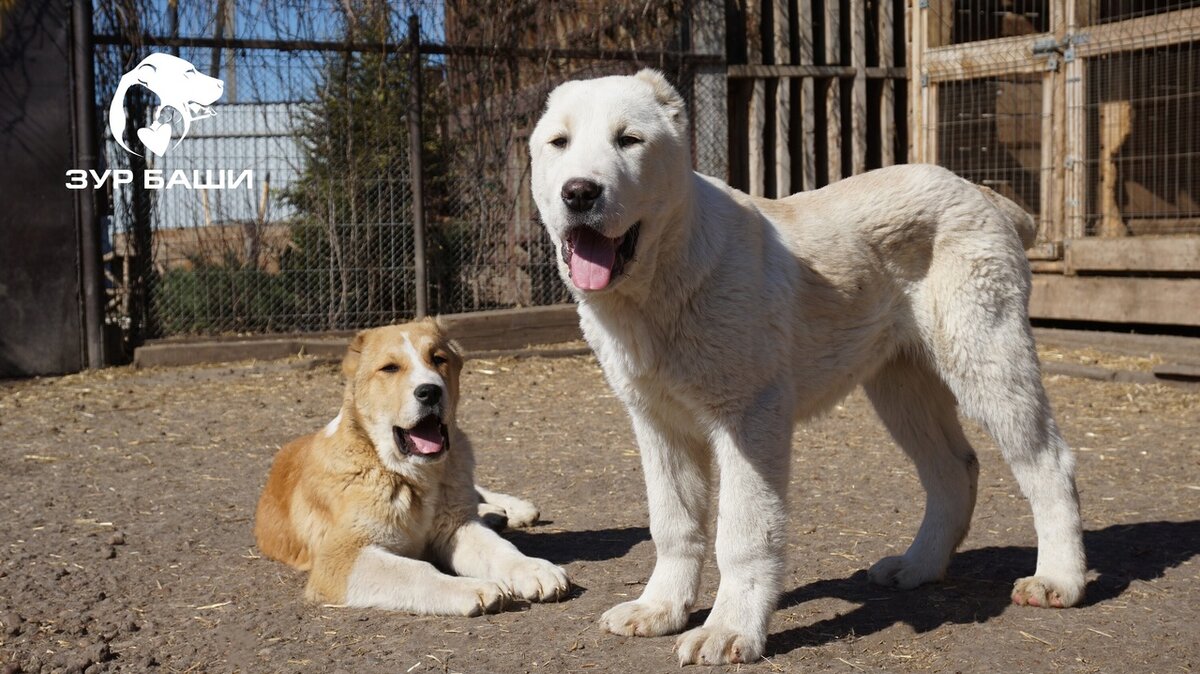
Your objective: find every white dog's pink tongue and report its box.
[568,228,617,291]
[407,418,444,455]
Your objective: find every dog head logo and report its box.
[108,53,224,157]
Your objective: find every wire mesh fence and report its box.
[914,0,1200,244]
[93,0,717,344]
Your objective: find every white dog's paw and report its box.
[451,579,509,617]
[600,599,688,637]
[674,625,763,666]
[492,556,570,602]
[868,554,944,590]
[1012,575,1084,608]
[499,499,540,528]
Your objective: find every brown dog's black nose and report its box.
[561,178,602,212]
[414,384,441,405]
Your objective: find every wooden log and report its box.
[1097,100,1133,237]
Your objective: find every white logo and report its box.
[108,53,224,157]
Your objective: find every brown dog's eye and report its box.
[380,364,399,373]
[432,354,448,366]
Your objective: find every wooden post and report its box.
[748,0,766,196]
[800,0,817,189]
[851,0,867,174]
[1039,72,1055,242]
[774,0,792,195]
[825,0,843,181]
[879,0,896,166]
[1064,0,1088,238]
[907,0,925,163]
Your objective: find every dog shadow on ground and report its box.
[504,525,651,564]
[767,519,1200,656]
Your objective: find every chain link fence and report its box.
[93,0,720,345]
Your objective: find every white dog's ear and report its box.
[635,69,687,132]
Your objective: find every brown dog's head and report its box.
[340,319,464,472]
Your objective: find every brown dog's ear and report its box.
[342,331,367,381]
[635,69,688,133]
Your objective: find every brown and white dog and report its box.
[254,320,570,615]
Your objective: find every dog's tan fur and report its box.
[255,320,569,615]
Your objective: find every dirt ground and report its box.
[1,343,1197,674]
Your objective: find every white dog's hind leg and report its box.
[601,410,711,639]
[931,258,1086,608]
[475,484,540,528]
[864,356,979,589]
[674,393,791,666]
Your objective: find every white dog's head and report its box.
[530,70,692,295]
[109,53,225,157]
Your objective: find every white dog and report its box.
[529,70,1085,666]
[109,53,224,157]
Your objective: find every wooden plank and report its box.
[851,0,867,174]
[924,35,1046,81]
[927,0,953,48]
[879,0,896,166]
[800,0,817,190]
[1065,237,1200,273]
[1064,55,1087,237]
[1030,275,1200,326]
[774,0,792,196]
[727,64,907,78]
[825,0,842,181]
[1039,72,1054,238]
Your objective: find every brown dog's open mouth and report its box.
[562,222,640,291]
[393,415,449,458]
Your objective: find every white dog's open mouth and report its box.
[393,415,448,458]
[187,101,216,119]
[563,223,640,291]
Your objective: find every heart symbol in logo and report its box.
[137,124,172,157]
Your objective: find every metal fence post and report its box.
[407,14,428,319]
[71,0,106,368]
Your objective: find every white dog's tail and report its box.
[976,184,1038,249]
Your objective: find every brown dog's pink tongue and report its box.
[568,228,617,291]
[407,417,444,455]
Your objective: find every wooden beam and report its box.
[747,0,766,196]
[924,35,1045,81]
[851,0,867,174]
[1065,237,1200,273]
[800,0,817,190]
[774,0,792,196]
[825,0,842,182]
[1077,7,1200,57]
[1030,275,1200,326]
[879,0,896,166]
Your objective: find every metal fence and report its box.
[92,0,722,345]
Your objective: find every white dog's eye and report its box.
[549,137,568,149]
[617,135,643,148]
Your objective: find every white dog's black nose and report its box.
[562,178,602,212]
[414,384,441,405]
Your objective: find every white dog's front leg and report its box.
[341,545,507,616]
[601,409,711,638]
[674,396,791,666]
[443,520,570,602]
